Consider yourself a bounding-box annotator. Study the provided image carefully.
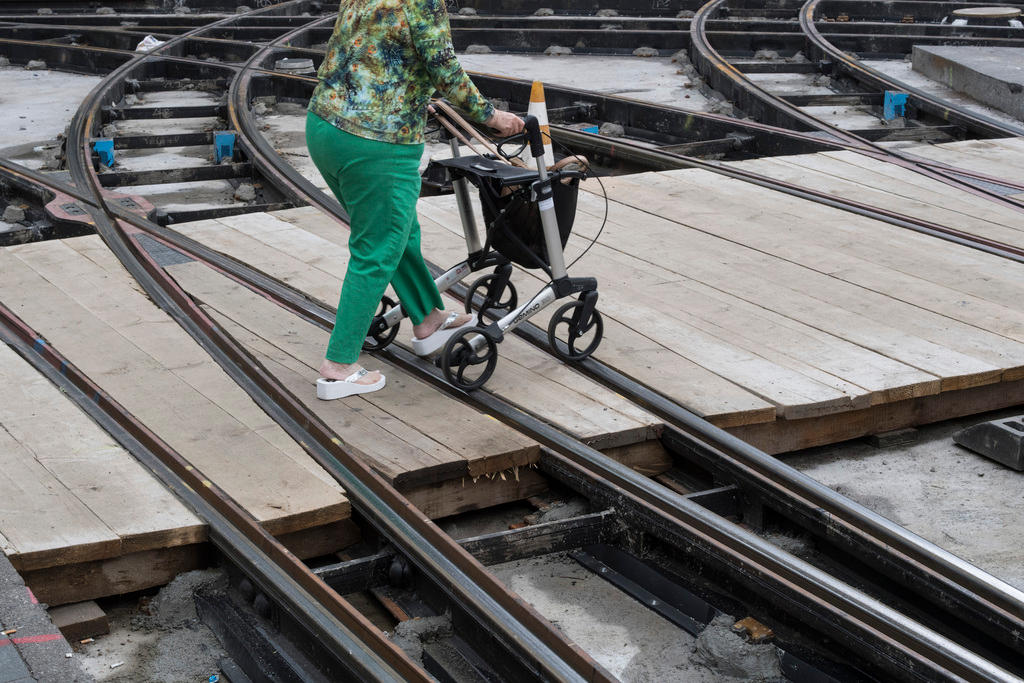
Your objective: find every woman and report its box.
[306,0,523,400]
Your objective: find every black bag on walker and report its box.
[478,173,581,270]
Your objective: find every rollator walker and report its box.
[362,104,604,390]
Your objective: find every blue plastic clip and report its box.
[581,124,600,134]
[214,131,236,164]
[882,91,909,120]
[93,138,115,167]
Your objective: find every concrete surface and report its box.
[785,407,1024,591]
[0,552,90,682]
[490,552,729,681]
[74,570,228,682]
[863,59,1023,129]
[912,46,1024,121]
[110,89,249,212]
[459,52,716,110]
[0,65,100,169]
[745,59,892,130]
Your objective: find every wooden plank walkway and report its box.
[168,212,667,459]
[412,137,1024,452]
[896,138,1024,187]
[0,341,205,603]
[170,134,1024,455]
[0,237,357,604]
[1,137,1019,605]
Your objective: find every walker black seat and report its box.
[433,155,539,187]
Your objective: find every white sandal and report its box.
[316,368,386,400]
[411,311,478,356]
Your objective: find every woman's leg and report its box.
[306,113,424,364]
[388,216,442,324]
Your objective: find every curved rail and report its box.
[204,8,1024,657]
[2,3,1024,679]
[56,3,610,681]
[0,299,420,683]
[800,0,1024,140]
[689,0,1024,211]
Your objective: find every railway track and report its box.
[6,144,1024,681]
[2,1,1024,680]
[688,0,1024,205]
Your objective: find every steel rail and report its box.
[0,300,420,683]
[14,80,1015,671]
[57,4,609,681]
[209,40,1024,267]
[10,19,1024,656]
[62,63,1023,674]
[689,0,1024,212]
[215,38,1024,664]
[17,140,1015,680]
[550,126,1024,262]
[8,5,1024,675]
[800,0,1024,140]
[13,9,1017,181]
[798,0,1024,193]
[183,21,1024,651]
[108,187,1024,681]
[9,8,1020,199]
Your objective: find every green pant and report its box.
[306,112,444,363]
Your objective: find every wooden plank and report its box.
[730,152,1024,239]
[712,156,1024,312]
[585,173,1014,392]
[418,201,863,417]
[0,344,206,559]
[212,310,469,488]
[0,424,120,572]
[22,544,210,608]
[807,150,1024,233]
[24,238,352,511]
[163,259,539,483]
[0,242,349,536]
[417,200,947,417]
[403,467,549,520]
[901,139,1024,179]
[168,218,341,305]
[272,206,777,428]
[734,376,1024,455]
[179,210,669,442]
[27,236,353,495]
[728,155,1024,284]
[618,170,1024,352]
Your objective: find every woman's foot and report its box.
[412,308,473,340]
[319,359,382,385]
[316,359,386,400]
[411,309,479,357]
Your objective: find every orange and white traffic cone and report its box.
[528,80,555,168]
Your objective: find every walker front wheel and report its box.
[362,295,400,351]
[441,328,498,391]
[465,273,518,323]
[548,299,603,362]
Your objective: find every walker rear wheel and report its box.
[362,295,400,351]
[465,273,518,323]
[441,327,498,391]
[548,299,603,362]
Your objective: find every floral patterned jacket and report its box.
[308,0,494,144]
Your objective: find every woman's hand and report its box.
[484,110,525,137]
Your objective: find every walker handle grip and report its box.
[522,115,545,159]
